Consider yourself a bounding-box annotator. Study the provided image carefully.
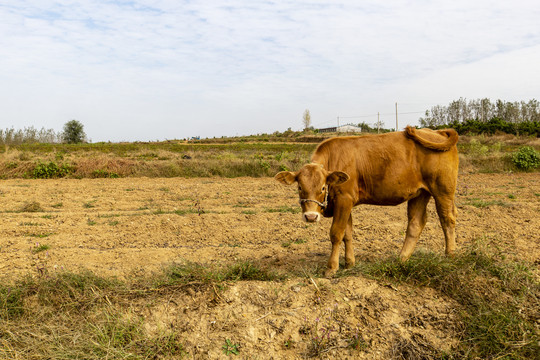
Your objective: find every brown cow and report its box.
[275,126,459,277]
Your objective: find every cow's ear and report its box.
[327,171,349,185]
[275,171,297,185]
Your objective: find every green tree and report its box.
[62,120,86,144]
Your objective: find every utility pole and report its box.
[337,116,340,130]
[377,112,380,133]
[395,102,399,131]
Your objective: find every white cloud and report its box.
[0,0,539,140]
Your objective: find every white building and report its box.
[318,124,362,133]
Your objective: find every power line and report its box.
[312,110,425,129]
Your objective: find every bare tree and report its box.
[302,109,311,131]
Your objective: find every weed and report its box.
[349,330,368,351]
[158,260,286,290]
[283,336,295,349]
[224,261,283,281]
[51,202,63,208]
[309,316,337,356]
[32,161,73,179]
[32,243,50,253]
[222,338,240,356]
[83,201,96,208]
[241,210,256,215]
[87,219,97,226]
[20,201,44,212]
[27,232,52,239]
[91,169,120,178]
[465,199,509,208]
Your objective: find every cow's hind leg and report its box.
[400,190,431,261]
[434,195,457,257]
[344,214,355,269]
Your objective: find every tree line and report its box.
[0,120,87,145]
[419,98,540,136]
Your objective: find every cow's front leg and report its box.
[325,204,352,278]
[344,214,355,269]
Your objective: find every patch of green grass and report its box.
[264,206,301,214]
[32,244,51,254]
[347,244,540,360]
[0,285,24,320]
[241,210,257,215]
[282,238,306,248]
[91,169,120,178]
[83,201,96,209]
[157,260,287,289]
[27,232,53,239]
[465,199,510,208]
[174,208,201,216]
[19,201,44,212]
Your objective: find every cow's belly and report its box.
[358,187,425,206]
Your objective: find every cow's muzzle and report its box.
[303,211,321,223]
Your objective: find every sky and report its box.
[1,1,539,142]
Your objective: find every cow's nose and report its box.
[304,212,319,222]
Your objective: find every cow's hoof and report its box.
[324,268,337,278]
[345,261,355,269]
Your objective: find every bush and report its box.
[32,161,73,178]
[512,146,540,170]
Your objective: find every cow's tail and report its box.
[405,126,458,152]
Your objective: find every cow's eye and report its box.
[321,186,326,192]
[298,186,302,192]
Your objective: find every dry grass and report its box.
[1,134,538,179]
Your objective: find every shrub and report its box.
[512,146,540,170]
[32,161,73,178]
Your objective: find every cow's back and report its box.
[312,130,458,205]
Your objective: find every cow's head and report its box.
[275,163,349,222]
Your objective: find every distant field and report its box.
[1,132,539,179]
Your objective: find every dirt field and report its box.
[1,173,539,358]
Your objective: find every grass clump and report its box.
[19,201,44,212]
[351,244,540,359]
[159,260,286,289]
